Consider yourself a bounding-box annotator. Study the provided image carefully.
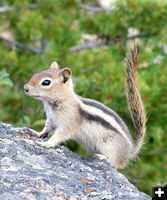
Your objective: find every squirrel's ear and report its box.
[50,61,59,70]
[59,68,72,84]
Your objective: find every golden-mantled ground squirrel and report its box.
[24,41,146,169]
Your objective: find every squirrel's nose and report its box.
[24,84,29,93]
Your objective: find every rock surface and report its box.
[0,122,151,200]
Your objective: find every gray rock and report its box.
[0,122,151,200]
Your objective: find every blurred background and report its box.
[0,0,167,196]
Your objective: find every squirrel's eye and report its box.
[41,80,51,86]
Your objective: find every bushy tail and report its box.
[125,40,146,155]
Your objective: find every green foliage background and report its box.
[0,0,167,196]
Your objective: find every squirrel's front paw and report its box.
[39,132,49,138]
[36,140,55,149]
[93,153,108,161]
[28,128,40,137]
[28,128,47,138]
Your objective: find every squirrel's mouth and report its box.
[24,94,44,102]
[31,95,41,100]
[30,95,57,104]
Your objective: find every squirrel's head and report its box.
[24,61,73,102]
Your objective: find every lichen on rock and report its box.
[0,122,151,200]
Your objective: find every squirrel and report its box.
[24,41,146,169]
